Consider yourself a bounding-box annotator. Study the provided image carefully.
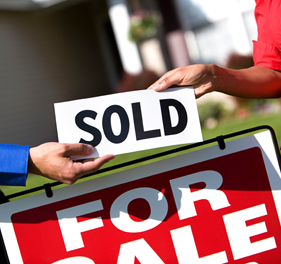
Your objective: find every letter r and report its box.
[170,170,230,220]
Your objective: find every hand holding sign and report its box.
[28,143,115,184]
[54,87,202,159]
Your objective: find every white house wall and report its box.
[107,0,142,74]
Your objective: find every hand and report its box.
[28,143,115,185]
[148,64,218,98]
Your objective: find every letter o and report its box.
[110,187,168,233]
[102,105,129,144]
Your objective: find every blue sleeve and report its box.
[0,144,29,186]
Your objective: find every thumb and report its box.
[63,143,94,157]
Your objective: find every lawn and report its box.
[202,112,281,144]
[1,111,281,199]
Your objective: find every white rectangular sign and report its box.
[54,87,202,158]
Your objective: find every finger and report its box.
[63,143,94,157]
[77,154,115,175]
[147,70,175,90]
[148,69,183,91]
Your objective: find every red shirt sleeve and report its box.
[253,0,281,71]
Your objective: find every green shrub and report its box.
[198,101,228,128]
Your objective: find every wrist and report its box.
[28,147,40,175]
[208,63,221,93]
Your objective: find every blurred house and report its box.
[0,0,122,146]
[174,0,257,65]
[0,0,257,146]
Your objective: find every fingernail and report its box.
[86,145,94,153]
[153,83,162,91]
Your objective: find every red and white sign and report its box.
[1,130,281,263]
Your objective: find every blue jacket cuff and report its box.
[0,144,30,186]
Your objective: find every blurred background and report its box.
[1,0,281,193]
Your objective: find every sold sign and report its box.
[54,88,202,158]
[1,130,281,263]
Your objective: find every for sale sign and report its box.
[1,130,281,263]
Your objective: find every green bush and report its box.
[198,101,227,127]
